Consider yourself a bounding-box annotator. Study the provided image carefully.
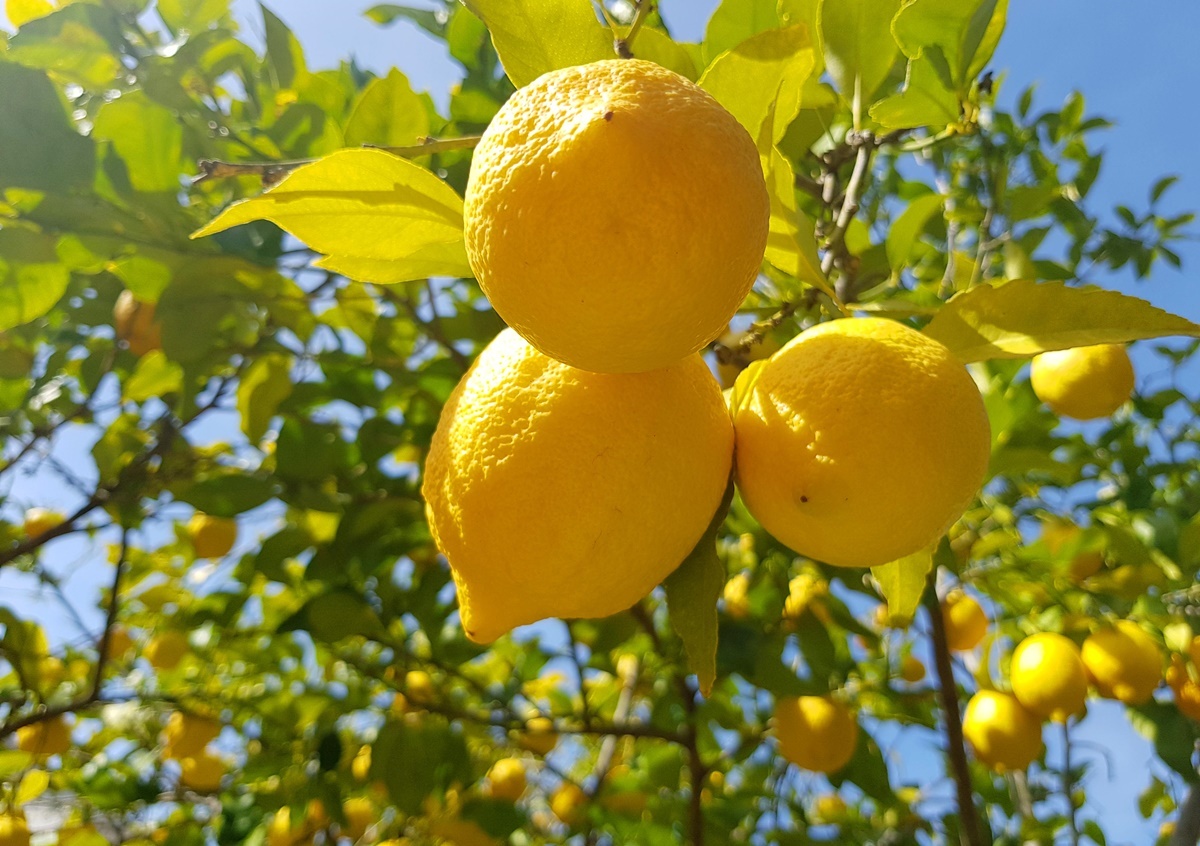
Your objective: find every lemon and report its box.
[1189,634,1200,671]
[486,757,527,802]
[266,809,299,846]
[1030,344,1134,420]
[1010,632,1087,722]
[342,797,374,841]
[188,513,237,559]
[722,572,751,620]
[163,712,220,759]
[0,814,30,846]
[961,690,1044,771]
[15,715,71,756]
[180,751,226,793]
[812,793,848,823]
[899,655,926,684]
[773,695,858,774]
[113,289,162,357]
[733,317,990,568]
[351,744,372,781]
[463,60,768,374]
[423,329,733,642]
[518,716,558,756]
[1175,677,1200,723]
[941,590,988,652]
[1082,621,1162,704]
[405,669,436,705]
[551,782,588,826]
[103,625,134,663]
[22,507,62,538]
[430,818,500,846]
[1040,519,1104,581]
[146,630,189,671]
[783,572,829,621]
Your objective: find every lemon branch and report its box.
[1062,721,1081,846]
[923,579,986,846]
[615,0,654,59]
[1170,785,1200,846]
[192,136,482,186]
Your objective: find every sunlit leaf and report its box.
[765,149,830,293]
[92,92,184,193]
[123,351,183,402]
[0,230,70,332]
[870,57,959,130]
[885,191,944,271]
[344,68,430,148]
[872,546,933,626]
[922,279,1200,363]
[6,0,54,27]
[237,353,293,443]
[820,0,903,113]
[192,148,471,284]
[460,0,613,88]
[702,0,779,63]
[892,0,1008,94]
[16,769,50,805]
[663,477,734,697]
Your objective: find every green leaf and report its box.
[279,589,386,642]
[819,0,904,114]
[6,5,126,89]
[663,477,735,697]
[460,0,613,88]
[765,149,830,293]
[871,545,933,626]
[123,351,183,402]
[237,353,293,443]
[175,473,277,517]
[0,750,33,779]
[885,191,944,272]
[892,0,1008,94]
[92,92,184,193]
[373,719,473,813]
[192,149,471,284]
[869,57,959,130]
[364,4,447,34]
[922,279,1200,363]
[261,2,307,88]
[0,230,70,332]
[829,730,894,802]
[344,68,430,148]
[0,62,95,192]
[627,27,698,80]
[157,0,229,34]
[1128,702,1200,783]
[702,0,779,63]
[699,24,815,157]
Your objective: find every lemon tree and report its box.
[0,2,1199,846]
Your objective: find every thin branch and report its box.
[1169,784,1200,846]
[1062,720,1080,846]
[822,143,872,277]
[615,0,654,59]
[922,580,985,846]
[192,136,482,185]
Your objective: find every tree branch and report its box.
[923,581,985,846]
[1169,784,1200,846]
[615,0,653,59]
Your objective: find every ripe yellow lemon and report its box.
[463,60,768,374]
[23,507,63,538]
[941,590,988,652]
[146,630,189,671]
[812,793,848,823]
[774,695,858,774]
[1029,344,1134,420]
[180,751,226,793]
[899,655,926,684]
[163,712,220,759]
[430,819,500,846]
[188,513,237,559]
[351,744,372,781]
[1010,632,1087,722]
[487,757,527,802]
[783,572,829,621]
[103,625,134,663]
[1081,621,1162,704]
[962,690,1044,771]
[341,797,374,841]
[518,716,558,756]
[423,329,733,642]
[733,317,990,568]
[0,814,30,846]
[1040,519,1104,581]
[722,572,751,619]
[15,715,71,756]
[550,782,588,826]
[113,289,162,357]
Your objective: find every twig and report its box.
[615,0,654,59]
[922,580,985,846]
[1062,720,1080,846]
[822,144,872,277]
[1169,784,1200,846]
[192,136,482,185]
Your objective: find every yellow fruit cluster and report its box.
[426,60,995,644]
[162,711,227,793]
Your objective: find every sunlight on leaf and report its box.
[872,546,933,626]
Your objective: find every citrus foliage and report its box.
[1,1,1198,845]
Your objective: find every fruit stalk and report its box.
[923,582,985,846]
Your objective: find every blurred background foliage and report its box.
[0,1,1197,845]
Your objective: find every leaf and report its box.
[364,3,447,34]
[237,353,293,443]
[157,0,229,34]
[175,473,277,517]
[0,750,33,779]
[373,719,472,813]
[922,279,1200,363]
[16,769,50,805]
[765,149,832,294]
[123,351,183,402]
[7,0,54,27]
[870,57,959,130]
[1128,702,1200,783]
[663,477,735,697]
[261,2,307,89]
[344,68,430,148]
[702,0,779,63]
[886,191,944,272]
[0,230,70,332]
[871,545,933,626]
[0,62,95,192]
[192,148,471,284]
[819,0,904,111]
[891,0,1008,94]
[92,91,184,193]
[627,27,698,80]
[279,589,386,642]
[699,25,815,157]
[460,0,613,88]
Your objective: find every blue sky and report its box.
[5,1,1199,842]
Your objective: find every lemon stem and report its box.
[923,579,986,846]
[615,0,653,59]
